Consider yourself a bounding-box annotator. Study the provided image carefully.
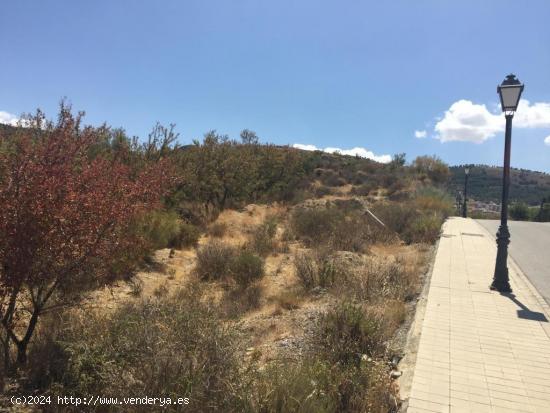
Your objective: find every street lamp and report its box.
[462,167,470,218]
[490,74,524,293]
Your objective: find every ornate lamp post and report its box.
[490,74,524,293]
[462,167,470,218]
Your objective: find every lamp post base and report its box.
[490,224,512,293]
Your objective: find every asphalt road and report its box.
[476,219,550,305]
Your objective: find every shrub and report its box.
[317,302,389,365]
[320,170,347,187]
[413,186,454,218]
[170,221,201,248]
[248,216,278,256]
[222,283,263,317]
[350,182,376,196]
[371,203,416,236]
[509,202,530,221]
[372,187,453,244]
[208,221,228,237]
[137,210,182,250]
[26,287,248,412]
[337,257,420,303]
[294,250,349,289]
[405,214,442,244]
[251,357,396,413]
[195,240,236,280]
[290,204,380,252]
[230,251,265,287]
[290,206,343,247]
[412,155,451,184]
[314,185,333,197]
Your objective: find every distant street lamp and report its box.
[490,74,524,293]
[462,168,470,218]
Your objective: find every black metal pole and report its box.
[462,173,469,218]
[490,114,513,292]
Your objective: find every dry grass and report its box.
[16,198,430,413]
[208,221,228,237]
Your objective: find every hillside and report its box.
[449,164,550,205]
[1,111,456,412]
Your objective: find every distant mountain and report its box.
[449,165,550,206]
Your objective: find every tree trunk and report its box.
[16,342,27,365]
[15,310,40,366]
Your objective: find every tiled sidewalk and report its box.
[408,218,550,413]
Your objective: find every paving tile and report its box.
[407,218,550,413]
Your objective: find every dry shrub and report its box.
[273,289,302,311]
[25,286,248,412]
[230,251,265,287]
[248,216,278,256]
[336,256,420,303]
[405,214,442,244]
[372,186,453,244]
[195,240,265,288]
[195,240,236,280]
[314,185,333,197]
[251,357,397,413]
[208,221,227,238]
[290,204,382,252]
[317,302,390,364]
[319,170,347,187]
[222,282,263,318]
[350,182,376,196]
[171,221,201,249]
[293,249,350,290]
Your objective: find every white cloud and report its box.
[292,143,318,151]
[544,136,550,146]
[434,100,503,143]
[414,130,427,139]
[430,99,550,144]
[292,143,392,163]
[0,111,20,126]
[514,100,550,128]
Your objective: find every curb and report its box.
[397,238,439,411]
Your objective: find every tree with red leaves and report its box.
[0,106,172,367]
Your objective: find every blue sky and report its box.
[1,1,550,171]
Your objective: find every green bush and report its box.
[230,251,265,287]
[137,210,182,250]
[405,214,442,244]
[170,221,201,248]
[195,240,236,280]
[509,202,530,221]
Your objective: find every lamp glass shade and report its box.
[465,168,470,175]
[498,84,523,112]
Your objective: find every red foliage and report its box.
[0,108,173,364]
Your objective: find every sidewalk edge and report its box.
[397,239,439,410]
